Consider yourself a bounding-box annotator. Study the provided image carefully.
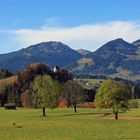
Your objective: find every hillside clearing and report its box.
[0,76,18,84]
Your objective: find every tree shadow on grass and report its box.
[48,112,112,118]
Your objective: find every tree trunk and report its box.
[113,107,118,120]
[42,107,46,117]
[115,112,118,120]
[73,104,77,113]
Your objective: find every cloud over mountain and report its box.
[1,21,140,53]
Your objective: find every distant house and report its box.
[4,103,16,110]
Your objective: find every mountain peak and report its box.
[93,38,137,55]
[39,41,66,47]
[106,38,128,46]
[86,38,138,63]
[112,38,124,42]
[25,41,70,51]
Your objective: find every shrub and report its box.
[77,102,96,108]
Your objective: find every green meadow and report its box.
[0,107,140,140]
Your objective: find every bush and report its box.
[77,102,96,108]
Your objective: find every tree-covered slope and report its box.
[70,38,140,80]
[0,41,82,71]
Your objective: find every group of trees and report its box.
[17,63,75,111]
[0,63,139,120]
[0,69,13,79]
[0,63,86,116]
[30,75,86,116]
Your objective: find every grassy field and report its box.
[0,76,18,86]
[0,76,18,90]
[0,107,140,140]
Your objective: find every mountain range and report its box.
[70,38,140,80]
[0,38,140,81]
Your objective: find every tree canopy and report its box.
[95,79,130,119]
[62,80,85,112]
[31,75,61,116]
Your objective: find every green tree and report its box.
[95,79,130,119]
[31,75,61,117]
[62,80,85,113]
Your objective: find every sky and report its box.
[1,0,140,53]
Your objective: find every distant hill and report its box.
[76,49,91,55]
[69,38,140,81]
[0,41,82,71]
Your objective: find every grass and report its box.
[0,75,18,85]
[0,107,140,140]
[78,78,103,89]
[0,76,18,91]
[132,99,140,105]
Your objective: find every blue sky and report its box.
[0,0,140,53]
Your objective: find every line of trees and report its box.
[0,63,88,116]
[0,63,140,119]
[0,69,13,79]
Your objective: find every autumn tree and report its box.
[18,63,52,88]
[17,63,52,107]
[59,68,73,83]
[62,80,85,113]
[52,68,73,83]
[30,75,61,117]
[95,79,130,119]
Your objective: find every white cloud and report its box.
[3,21,140,53]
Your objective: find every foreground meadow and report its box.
[0,107,140,140]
